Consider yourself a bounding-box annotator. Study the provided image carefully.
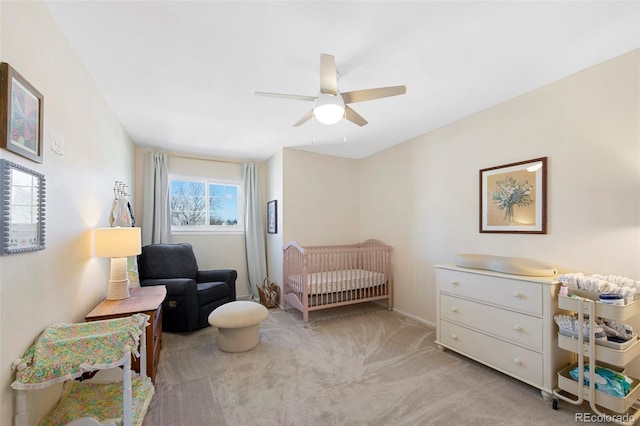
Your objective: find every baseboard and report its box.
[391,307,436,329]
[236,293,254,301]
[275,298,435,328]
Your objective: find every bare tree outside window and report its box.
[170,180,206,226]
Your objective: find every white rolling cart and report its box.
[553,293,640,424]
[11,313,154,426]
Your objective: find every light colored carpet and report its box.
[143,303,607,425]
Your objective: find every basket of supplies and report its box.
[258,278,279,308]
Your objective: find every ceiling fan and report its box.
[255,54,406,127]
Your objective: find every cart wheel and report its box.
[552,399,558,410]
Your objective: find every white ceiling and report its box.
[44,1,639,161]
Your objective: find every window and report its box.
[170,176,243,233]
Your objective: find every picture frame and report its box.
[267,200,277,234]
[0,62,44,163]
[479,157,547,234]
[0,159,46,255]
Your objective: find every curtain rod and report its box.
[166,151,247,165]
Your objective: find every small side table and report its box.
[86,286,166,383]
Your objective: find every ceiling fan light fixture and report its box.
[313,93,345,125]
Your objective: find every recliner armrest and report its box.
[197,269,237,284]
[141,278,198,298]
[197,269,237,301]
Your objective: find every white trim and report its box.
[172,228,244,235]
[392,307,436,329]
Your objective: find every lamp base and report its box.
[107,278,131,300]
[106,257,131,300]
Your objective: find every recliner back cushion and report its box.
[138,243,199,280]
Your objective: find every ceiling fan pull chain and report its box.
[343,114,347,143]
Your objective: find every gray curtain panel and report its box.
[142,152,171,246]
[243,163,267,299]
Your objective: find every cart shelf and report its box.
[557,334,640,366]
[557,363,640,413]
[559,293,640,321]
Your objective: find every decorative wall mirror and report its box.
[0,159,46,255]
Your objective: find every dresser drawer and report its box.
[440,320,543,387]
[440,294,543,351]
[438,268,542,315]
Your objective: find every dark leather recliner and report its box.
[137,242,237,332]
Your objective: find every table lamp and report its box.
[94,227,142,300]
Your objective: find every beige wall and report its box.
[282,149,360,246]
[0,2,136,424]
[360,49,640,326]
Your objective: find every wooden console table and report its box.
[86,285,166,383]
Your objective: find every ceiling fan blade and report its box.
[293,110,314,127]
[345,106,368,127]
[254,91,316,102]
[341,85,406,104]
[319,54,338,95]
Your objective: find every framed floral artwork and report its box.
[479,157,547,234]
[0,62,44,163]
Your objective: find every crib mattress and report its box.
[288,269,387,295]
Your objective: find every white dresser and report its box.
[435,265,573,399]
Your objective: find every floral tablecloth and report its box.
[11,313,149,390]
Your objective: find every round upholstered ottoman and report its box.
[208,301,269,353]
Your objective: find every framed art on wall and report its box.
[0,62,44,163]
[267,200,277,234]
[0,159,46,255]
[479,157,547,234]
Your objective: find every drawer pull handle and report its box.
[513,325,523,332]
[450,307,459,313]
[513,358,522,366]
[450,281,460,286]
[451,334,458,340]
[512,292,524,298]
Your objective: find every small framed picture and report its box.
[267,200,277,234]
[479,157,547,234]
[1,62,44,163]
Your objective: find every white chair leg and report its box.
[15,390,28,426]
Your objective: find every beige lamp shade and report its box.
[94,227,141,258]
